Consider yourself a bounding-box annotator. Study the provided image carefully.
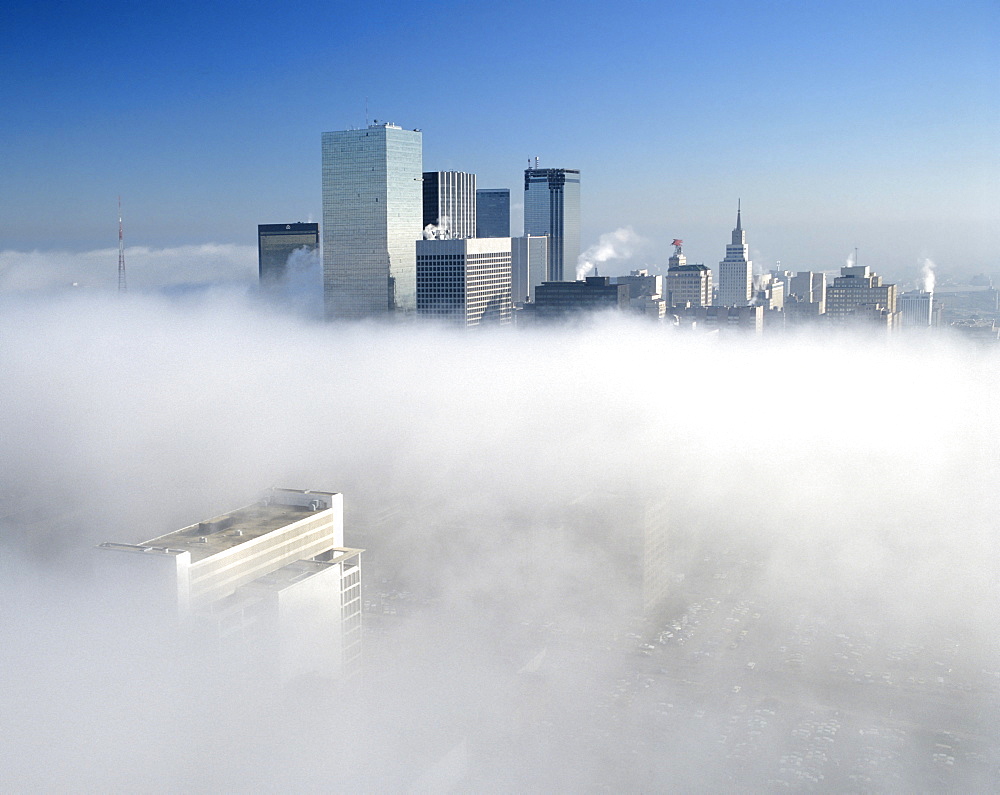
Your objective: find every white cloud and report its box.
[1,292,998,790]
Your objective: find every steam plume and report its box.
[921,258,936,293]
[576,227,643,280]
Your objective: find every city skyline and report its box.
[1,1,997,286]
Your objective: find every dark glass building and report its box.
[530,276,628,318]
[258,223,319,284]
[476,188,510,238]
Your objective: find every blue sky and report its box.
[2,0,998,282]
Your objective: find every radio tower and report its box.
[117,196,127,293]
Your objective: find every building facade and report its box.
[787,271,826,313]
[899,290,934,328]
[416,237,513,326]
[666,264,712,307]
[476,188,511,238]
[717,204,753,306]
[673,304,763,334]
[666,244,712,307]
[97,488,363,684]
[258,223,319,285]
[423,171,477,239]
[511,234,548,305]
[321,123,422,320]
[524,167,581,282]
[825,264,898,326]
[530,276,628,318]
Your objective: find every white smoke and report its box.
[423,215,453,240]
[921,258,936,293]
[576,227,643,280]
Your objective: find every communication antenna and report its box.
[118,196,127,293]
[365,97,369,127]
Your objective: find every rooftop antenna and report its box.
[365,97,369,127]
[118,196,126,293]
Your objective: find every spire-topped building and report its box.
[717,201,752,306]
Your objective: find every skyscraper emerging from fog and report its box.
[423,171,476,238]
[258,223,319,285]
[321,123,422,320]
[476,188,510,238]
[416,237,513,326]
[717,203,753,306]
[524,167,580,281]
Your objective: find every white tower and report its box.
[717,201,752,306]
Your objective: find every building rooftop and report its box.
[141,501,325,563]
[668,263,709,272]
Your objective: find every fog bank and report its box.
[2,290,999,790]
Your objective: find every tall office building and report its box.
[423,171,476,239]
[97,488,364,683]
[321,123,422,320]
[511,234,548,304]
[476,189,511,238]
[717,203,753,306]
[416,237,513,326]
[258,223,319,285]
[524,167,580,281]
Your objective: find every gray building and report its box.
[717,203,753,306]
[524,167,581,282]
[899,290,934,328]
[423,171,476,239]
[258,223,319,285]
[416,237,513,326]
[476,188,511,238]
[825,264,898,327]
[321,123,422,320]
[511,234,548,304]
[787,271,826,313]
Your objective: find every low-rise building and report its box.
[529,276,629,319]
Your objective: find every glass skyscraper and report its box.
[422,171,476,239]
[476,188,510,238]
[321,123,422,320]
[523,168,580,282]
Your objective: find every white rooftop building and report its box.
[97,488,363,684]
